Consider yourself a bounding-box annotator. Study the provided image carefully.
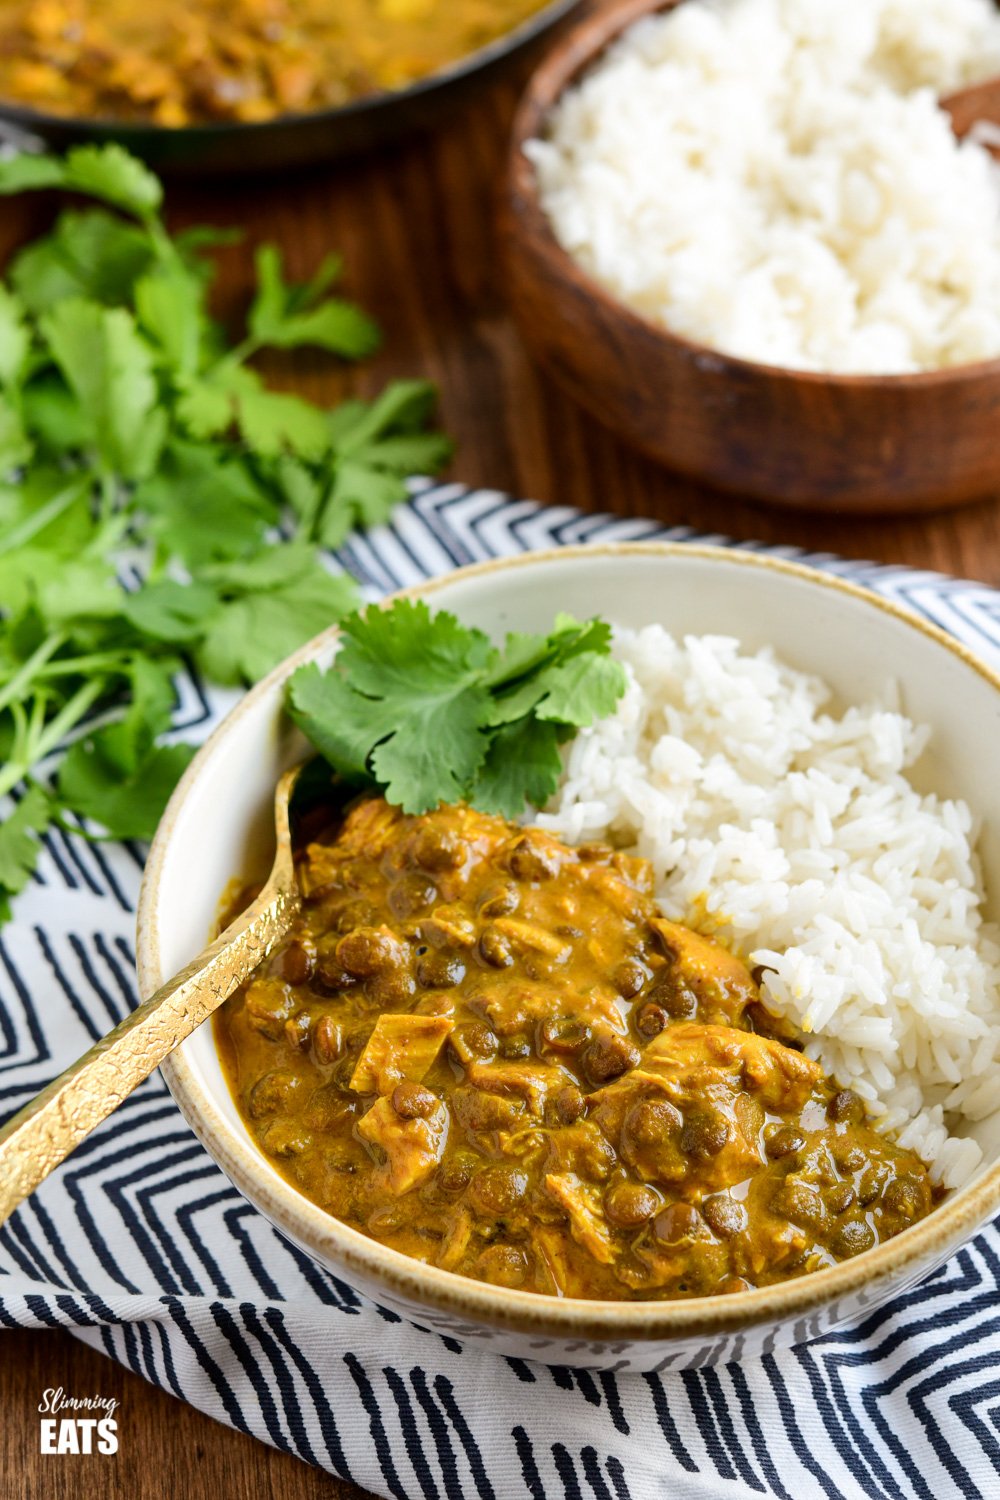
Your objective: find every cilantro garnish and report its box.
[286,601,627,817]
[0,144,453,921]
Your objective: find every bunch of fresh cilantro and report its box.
[0,143,452,920]
[287,600,628,817]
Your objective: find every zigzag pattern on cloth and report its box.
[2,481,1000,1500]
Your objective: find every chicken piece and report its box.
[545,1173,615,1264]
[349,1013,453,1095]
[467,1058,575,1117]
[580,863,651,921]
[590,1066,763,1194]
[468,978,623,1039]
[543,1120,618,1181]
[642,1023,822,1113]
[533,1225,586,1297]
[300,797,403,895]
[395,804,512,900]
[490,917,572,961]
[648,916,759,1024]
[587,1068,679,1138]
[589,1071,699,1186]
[451,1085,526,1135]
[419,907,477,949]
[357,1094,448,1194]
[591,1025,823,1194]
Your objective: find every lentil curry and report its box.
[0,0,551,126]
[216,797,938,1300]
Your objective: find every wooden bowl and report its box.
[502,0,1000,513]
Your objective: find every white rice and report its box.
[528,0,1000,374]
[538,626,1000,1187]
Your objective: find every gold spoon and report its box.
[0,764,304,1225]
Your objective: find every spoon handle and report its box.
[0,878,298,1225]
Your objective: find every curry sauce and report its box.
[216,797,937,1300]
[0,0,551,126]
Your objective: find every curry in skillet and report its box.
[0,0,551,126]
[216,798,936,1300]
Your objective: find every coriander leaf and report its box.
[177,362,331,459]
[11,236,92,315]
[56,653,188,840]
[294,251,344,307]
[236,387,331,460]
[0,549,123,623]
[174,375,233,438]
[135,268,206,375]
[40,298,165,478]
[286,600,496,813]
[0,285,30,388]
[12,209,157,314]
[473,717,567,819]
[173,224,243,257]
[247,244,288,337]
[270,455,324,529]
[20,375,95,455]
[330,379,439,456]
[112,654,178,760]
[1,605,48,667]
[0,785,53,922]
[0,155,66,195]
[354,430,455,475]
[484,616,625,725]
[0,142,455,921]
[0,395,32,472]
[550,613,615,660]
[122,579,219,644]
[62,145,163,219]
[58,737,195,840]
[195,538,336,591]
[284,664,383,780]
[63,144,163,221]
[534,652,628,726]
[195,546,358,685]
[0,472,94,557]
[249,245,380,358]
[255,300,381,357]
[320,463,407,545]
[324,397,369,446]
[285,602,623,817]
[0,145,162,219]
[133,439,276,567]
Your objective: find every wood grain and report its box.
[0,1329,349,1499]
[942,75,1000,143]
[4,37,1000,1499]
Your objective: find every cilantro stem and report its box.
[0,479,88,558]
[213,335,261,371]
[0,632,67,715]
[0,677,106,800]
[98,472,117,526]
[29,651,133,682]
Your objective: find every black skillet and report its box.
[0,0,580,175]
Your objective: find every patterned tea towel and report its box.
[2,482,1000,1500]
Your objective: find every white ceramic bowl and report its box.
[137,544,1000,1370]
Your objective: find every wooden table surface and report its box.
[5,36,1000,1500]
